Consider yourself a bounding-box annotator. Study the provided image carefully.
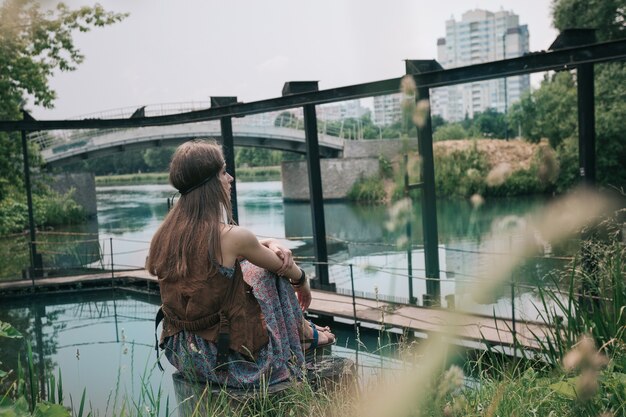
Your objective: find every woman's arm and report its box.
[259,238,293,276]
[222,226,311,310]
[223,226,301,281]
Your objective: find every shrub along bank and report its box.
[0,188,85,236]
[349,139,565,203]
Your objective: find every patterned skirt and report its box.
[163,261,306,388]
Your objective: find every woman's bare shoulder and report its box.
[220,224,257,245]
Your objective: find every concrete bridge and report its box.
[29,103,349,166]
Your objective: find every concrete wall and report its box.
[342,139,417,160]
[281,158,379,201]
[281,139,418,201]
[49,172,97,217]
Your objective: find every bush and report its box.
[434,141,488,198]
[0,197,29,235]
[379,155,394,179]
[0,189,85,235]
[433,123,468,141]
[348,176,386,203]
[555,137,579,193]
[486,169,542,197]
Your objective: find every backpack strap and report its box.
[154,261,245,372]
[154,306,165,372]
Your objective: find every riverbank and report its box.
[350,138,561,202]
[95,166,281,185]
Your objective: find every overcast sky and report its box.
[30,0,559,119]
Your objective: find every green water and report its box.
[89,182,572,320]
[2,182,575,320]
[0,288,400,413]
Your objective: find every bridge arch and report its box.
[39,122,344,166]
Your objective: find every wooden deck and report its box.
[0,269,551,350]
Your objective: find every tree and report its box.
[550,0,626,187]
[470,108,508,139]
[143,147,175,172]
[433,123,468,141]
[552,0,625,42]
[507,71,578,148]
[507,0,626,189]
[0,0,126,199]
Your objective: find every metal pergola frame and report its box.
[2,30,625,304]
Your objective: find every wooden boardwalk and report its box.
[0,269,551,350]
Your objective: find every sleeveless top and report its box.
[158,260,269,359]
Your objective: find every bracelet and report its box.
[290,268,306,288]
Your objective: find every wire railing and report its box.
[0,230,587,322]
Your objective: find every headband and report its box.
[178,174,215,195]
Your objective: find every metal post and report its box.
[404,154,416,305]
[110,237,114,281]
[416,86,441,306]
[577,64,596,185]
[282,82,330,287]
[406,61,442,307]
[20,115,42,278]
[211,97,239,224]
[511,277,517,358]
[577,63,600,312]
[502,32,509,140]
[33,304,46,400]
[349,264,359,369]
[303,103,330,287]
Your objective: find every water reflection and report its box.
[0,290,167,413]
[0,290,398,412]
[2,182,573,321]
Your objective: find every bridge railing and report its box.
[29,100,377,153]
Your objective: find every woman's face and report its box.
[218,164,233,194]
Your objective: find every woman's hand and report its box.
[294,279,312,311]
[260,239,294,276]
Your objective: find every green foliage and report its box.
[486,169,543,196]
[1,322,71,417]
[507,72,578,148]
[143,146,175,171]
[348,176,386,203]
[0,188,85,235]
[555,137,580,193]
[235,147,282,168]
[433,123,468,141]
[378,155,393,179]
[470,108,509,138]
[552,0,626,42]
[0,0,125,231]
[0,321,22,339]
[0,0,126,113]
[434,142,488,197]
[95,172,169,186]
[505,0,626,190]
[594,62,626,188]
[531,217,626,367]
[235,166,281,182]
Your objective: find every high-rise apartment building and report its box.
[318,99,368,121]
[431,9,530,121]
[372,94,402,126]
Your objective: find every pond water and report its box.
[92,182,573,321]
[0,289,402,414]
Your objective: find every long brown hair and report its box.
[146,139,234,279]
